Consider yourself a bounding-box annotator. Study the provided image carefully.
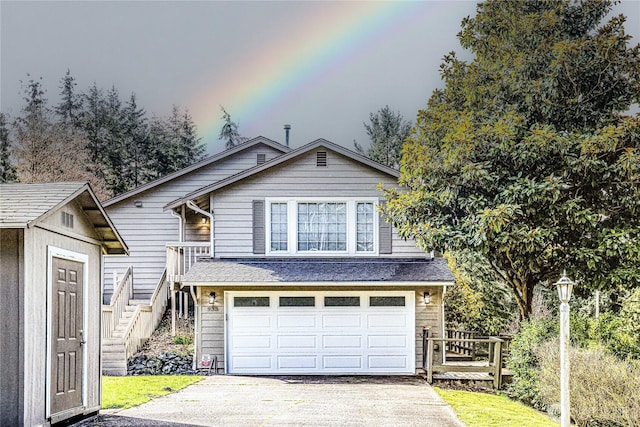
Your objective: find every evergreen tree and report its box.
[354,105,411,169]
[219,106,245,149]
[55,69,83,127]
[12,77,110,199]
[122,93,151,190]
[0,113,18,183]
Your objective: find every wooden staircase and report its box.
[102,266,169,376]
[102,301,147,375]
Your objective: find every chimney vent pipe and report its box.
[284,124,291,147]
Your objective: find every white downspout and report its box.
[190,286,199,370]
[442,284,447,364]
[186,200,214,257]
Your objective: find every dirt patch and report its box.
[136,309,194,357]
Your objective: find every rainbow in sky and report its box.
[189,2,438,150]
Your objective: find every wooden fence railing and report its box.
[423,328,506,389]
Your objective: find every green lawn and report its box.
[434,388,559,427]
[102,375,204,409]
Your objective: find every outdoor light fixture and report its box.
[134,200,143,208]
[201,216,207,224]
[208,292,216,305]
[423,291,431,305]
[554,270,575,427]
[556,270,574,303]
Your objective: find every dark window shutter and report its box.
[379,203,392,254]
[253,200,265,254]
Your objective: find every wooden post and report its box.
[171,287,176,336]
[493,339,503,389]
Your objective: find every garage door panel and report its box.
[278,315,316,328]
[368,335,407,348]
[322,314,361,328]
[368,314,408,328]
[278,356,317,369]
[232,355,272,370]
[233,314,271,329]
[278,335,316,349]
[323,335,362,349]
[368,356,408,369]
[232,335,271,349]
[323,355,363,369]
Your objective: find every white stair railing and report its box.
[101,266,133,339]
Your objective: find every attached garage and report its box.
[226,291,415,374]
[180,258,454,375]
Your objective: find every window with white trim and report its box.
[266,198,378,256]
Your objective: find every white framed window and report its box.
[265,198,378,256]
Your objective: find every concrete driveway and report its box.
[109,375,465,427]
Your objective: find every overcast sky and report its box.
[1,1,638,155]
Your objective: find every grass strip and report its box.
[434,388,559,427]
[102,375,204,409]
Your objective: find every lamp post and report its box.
[555,271,574,427]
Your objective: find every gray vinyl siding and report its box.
[209,149,425,258]
[198,287,225,374]
[0,228,24,427]
[415,288,444,367]
[103,144,283,302]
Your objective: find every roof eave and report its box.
[104,137,290,207]
[179,280,454,287]
[164,139,400,211]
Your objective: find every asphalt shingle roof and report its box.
[180,257,454,284]
[0,182,88,226]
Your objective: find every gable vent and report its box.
[257,153,266,165]
[62,211,74,228]
[316,151,327,167]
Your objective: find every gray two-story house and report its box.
[102,137,453,375]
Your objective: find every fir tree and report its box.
[354,105,411,169]
[0,113,18,183]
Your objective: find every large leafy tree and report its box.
[383,0,640,320]
[354,105,412,168]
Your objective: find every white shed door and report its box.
[226,291,415,375]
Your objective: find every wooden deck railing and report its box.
[423,328,506,389]
[445,329,476,357]
[101,265,133,339]
[166,242,211,335]
[166,242,211,283]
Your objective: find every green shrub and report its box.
[172,335,191,345]
[535,340,640,427]
[506,317,557,410]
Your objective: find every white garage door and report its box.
[225,291,415,375]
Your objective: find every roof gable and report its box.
[164,139,399,210]
[104,136,290,207]
[0,182,128,255]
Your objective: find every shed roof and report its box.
[179,257,454,286]
[0,182,128,255]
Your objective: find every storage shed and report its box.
[0,182,127,426]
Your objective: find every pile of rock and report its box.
[127,352,196,375]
